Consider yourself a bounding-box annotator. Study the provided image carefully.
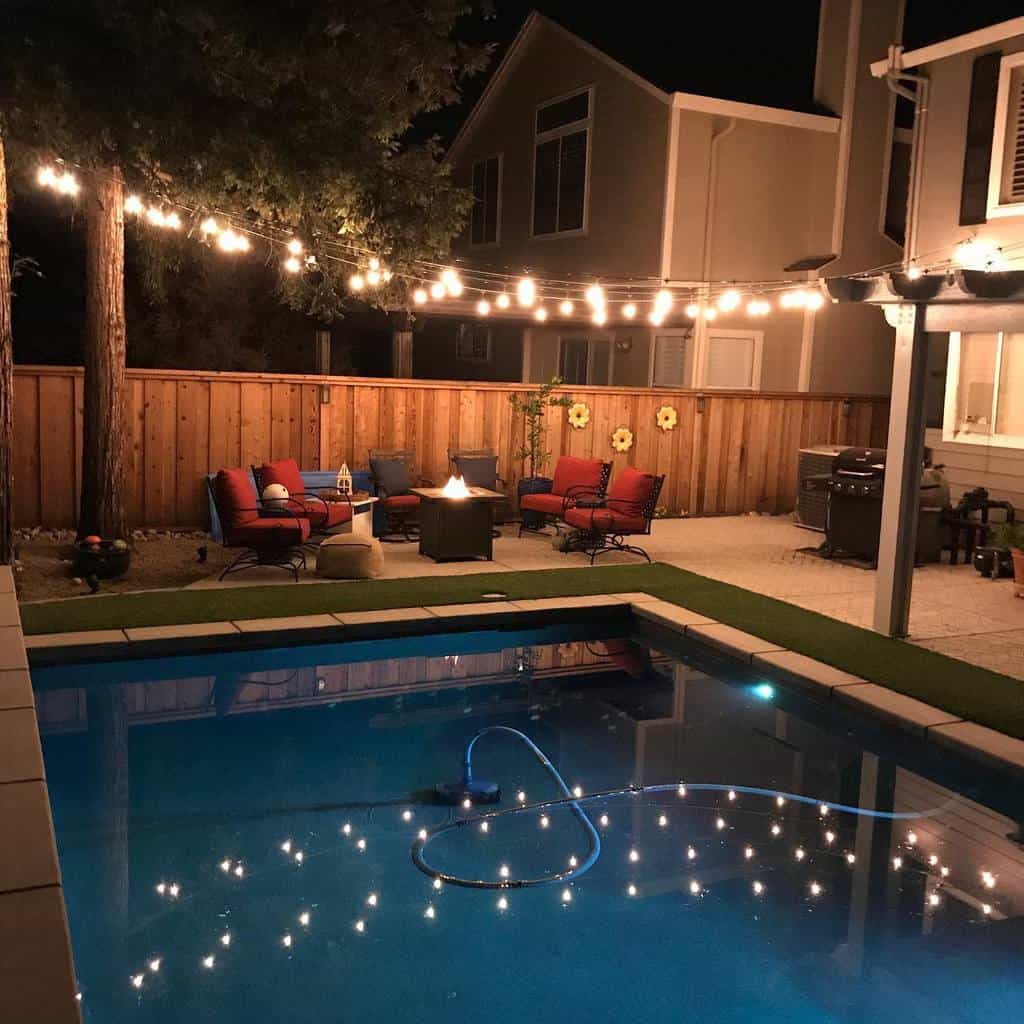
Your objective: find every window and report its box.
[456,324,491,363]
[987,52,1024,219]
[533,88,591,236]
[471,155,501,246]
[652,333,690,388]
[943,331,1024,446]
[558,337,610,385]
[703,330,763,390]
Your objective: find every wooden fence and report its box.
[12,366,889,529]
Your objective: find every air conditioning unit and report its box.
[796,445,843,531]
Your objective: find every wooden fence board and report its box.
[12,366,889,528]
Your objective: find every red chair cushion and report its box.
[312,500,353,529]
[519,493,566,516]
[565,507,647,534]
[609,467,657,509]
[551,457,605,498]
[382,494,420,509]
[226,517,310,549]
[216,468,259,528]
[259,458,305,496]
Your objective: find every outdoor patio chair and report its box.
[209,468,311,581]
[252,458,353,537]
[518,456,611,535]
[448,448,508,531]
[563,467,665,563]
[369,448,432,542]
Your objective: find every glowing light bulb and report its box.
[366,269,381,287]
[981,871,996,889]
[149,959,161,973]
[716,817,726,831]
[568,855,578,868]
[429,281,446,300]
[517,791,527,804]
[728,790,737,802]
[907,832,918,846]
[418,829,428,841]
[658,815,668,828]
[57,172,80,196]
[425,904,436,919]
[893,857,903,870]
[147,207,166,227]
[559,299,574,315]
[678,784,687,798]
[496,292,511,309]
[37,167,57,188]
[124,195,143,215]
[497,896,509,911]
[517,277,536,307]
[220,859,231,873]
[462,798,472,810]
[627,884,637,897]
[940,866,950,878]
[629,849,640,863]
[805,291,825,311]
[433,878,443,891]
[341,823,352,836]
[572,785,583,799]
[623,302,637,319]
[703,307,718,320]
[366,893,378,908]
[294,850,305,864]
[809,882,822,896]
[200,216,219,235]
[203,955,215,969]
[561,888,572,904]
[928,854,939,867]
[356,839,366,852]
[354,919,366,933]
[982,903,992,916]
[771,824,781,837]
[286,238,303,256]
[795,847,806,861]
[689,881,701,895]
[350,273,365,291]
[906,264,922,280]
[746,298,770,316]
[776,795,786,807]
[648,312,664,326]
[685,303,700,318]
[687,846,697,860]
[220,932,231,947]
[282,934,292,948]
[585,284,605,308]
[402,810,413,822]
[592,309,607,326]
[447,278,464,297]
[819,804,829,816]
[284,256,302,274]
[413,288,428,305]
[499,864,510,879]
[540,815,550,829]
[845,852,856,865]
[654,288,673,312]
[164,212,181,230]
[131,973,144,989]
[368,257,380,271]
[744,846,754,860]
[928,892,940,907]
[534,306,548,322]
[234,863,244,878]
[476,299,491,316]
[825,830,835,845]
[599,814,609,827]
[479,821,490,833]
[753,881,764,895]
[168,883,180,898]
[717,289,740,312]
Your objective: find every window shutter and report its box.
[706,334,755,389]
[1004,69,1024,203]
[959,51,1002,225]
[653,335,687,387]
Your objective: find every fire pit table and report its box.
[410,486,505,561]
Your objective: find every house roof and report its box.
[870,16,1024,77]
[449,10,836,161]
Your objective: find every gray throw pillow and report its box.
[454,455,497,489]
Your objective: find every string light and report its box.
[592,309,607,326]
[219,858,231,873]
[479,820,490,833]
[846,852,856,865]
[499,864,510,879]
[282,934,293,948]
[627,884,637,897]
[220,932,231,947]
[402,810,413,822]
[572,786,584,799]
[728,790,737,802]
[677,784,687,798]
[534,306,548,322]
[497,895,509,911]
[744,846,754,860]
[981,871,996,889]
[717,289,740,312]
[804,290,825,311]
[299,911,311,925]
[561,888,573,904]
[429,281,446,300]
[716,817,726,831]
[928,892,940,907]
[287,239,303,256]
[771,824,781,837]
[413,287,428,305]
[703,307,718,321]
[476,299,491,316]
[752,881,764,895]
[893,856,903,870]
[149,958,161,972]
[687,846,697,860]
[37,167,80,196]
[825,830,835,845]
[217,229,250,253]
[284,256,302,274]
[124,195,143,215]
[341,823,352,836]
[168,883,180,899]
[776,796,786,807]
[809,882,822,897]
[906,264,923,280]
[907,831,918,846]
[200,217,220,235]
[568,855,578,868]
[131,973,144,989]
[418,829,428,841]
[658,814,668,828]
[496,292,511,310]
[623,302,636,319]
[746,298,771,316]
[795,847,806,861]
[517,277,536,307]
[517,791,527,804]
[599,814,609,827]
[356,838,367,852]
[354,919,366,933]
[350,273,366,291]
[539,815,550,829]
[629,848,640,863]
[819,804,830,816]
[685,302,700,318]
[366,893,378,907]
[559,298,574,316]
[294,850,304,863]
[689,880,701,895]
[433,877,443,891]
[366,268,381,287]
[585,284,605,308]
[202,955,215,970]
[425,904,437,918]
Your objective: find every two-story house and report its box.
[409,3,904,397]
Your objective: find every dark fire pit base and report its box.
[411,487,504,562]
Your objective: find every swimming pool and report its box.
[32,625,1024,1022]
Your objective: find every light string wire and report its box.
[411,727,951,890]
[36,157,1019,311]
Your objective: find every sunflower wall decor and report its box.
[567,402,591,429]
[611,426,634,452]
[656,405,678,431]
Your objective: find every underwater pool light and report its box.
[753,683,775,701]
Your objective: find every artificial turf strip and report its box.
[18,562,1024,740]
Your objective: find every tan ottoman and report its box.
[316,533,384,579]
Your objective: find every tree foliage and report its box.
[1,0,490,318]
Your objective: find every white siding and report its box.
[926,427,1024,509]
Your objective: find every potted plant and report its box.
[991,521,1024,597]
[509,377,572,527]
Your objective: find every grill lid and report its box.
[834,447,886,478]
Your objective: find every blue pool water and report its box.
[32,626,1024,1022]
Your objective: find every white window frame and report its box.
[700,328,764,390]
[942,330,1024,448]
[649,329,691,388]
[986,51,1024,219]
[557,332,615,386]
[530,85,594,240]
[469,153,503,248]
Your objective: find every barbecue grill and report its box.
[803,447,945,566]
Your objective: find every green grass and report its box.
[19,562,1024,740]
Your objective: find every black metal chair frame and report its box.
[207,477,310,582]
[448,448,508,535]
[251,464,353,543]
[518,461,612,537]
[565,474,665,564]
[942,488,1015,565]
[369,448,432,543]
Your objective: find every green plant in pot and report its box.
[991,520,1024,597]
[509,377,572,528]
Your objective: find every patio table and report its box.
[409,487,505,561]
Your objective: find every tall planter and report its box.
[517,475,552,529]
[508,377,571,525]
[78,166,128,541]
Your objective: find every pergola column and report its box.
[873,302,928,637]
[390,310,414,379]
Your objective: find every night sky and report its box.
[9,1,1024,371]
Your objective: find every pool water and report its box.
[32,627,1024,1023]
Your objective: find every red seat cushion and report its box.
[259,458,305,496]
[565,507,647,534]
[519,492,566,516]
[312,500,353,528]
[608,467,657,510]
[551,456,605,498]
[216,468,259,528]
[382,493,420,509]
[226,517,310,549]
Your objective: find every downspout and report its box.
[880,46,929,267]
[693,117,737,386]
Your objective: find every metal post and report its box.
[873,302,928,636]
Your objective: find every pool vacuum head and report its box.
[435,775,501,805]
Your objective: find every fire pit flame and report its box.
[441,475,471,499]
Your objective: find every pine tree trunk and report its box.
[78,166,128,540]
[0,135,13,565]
